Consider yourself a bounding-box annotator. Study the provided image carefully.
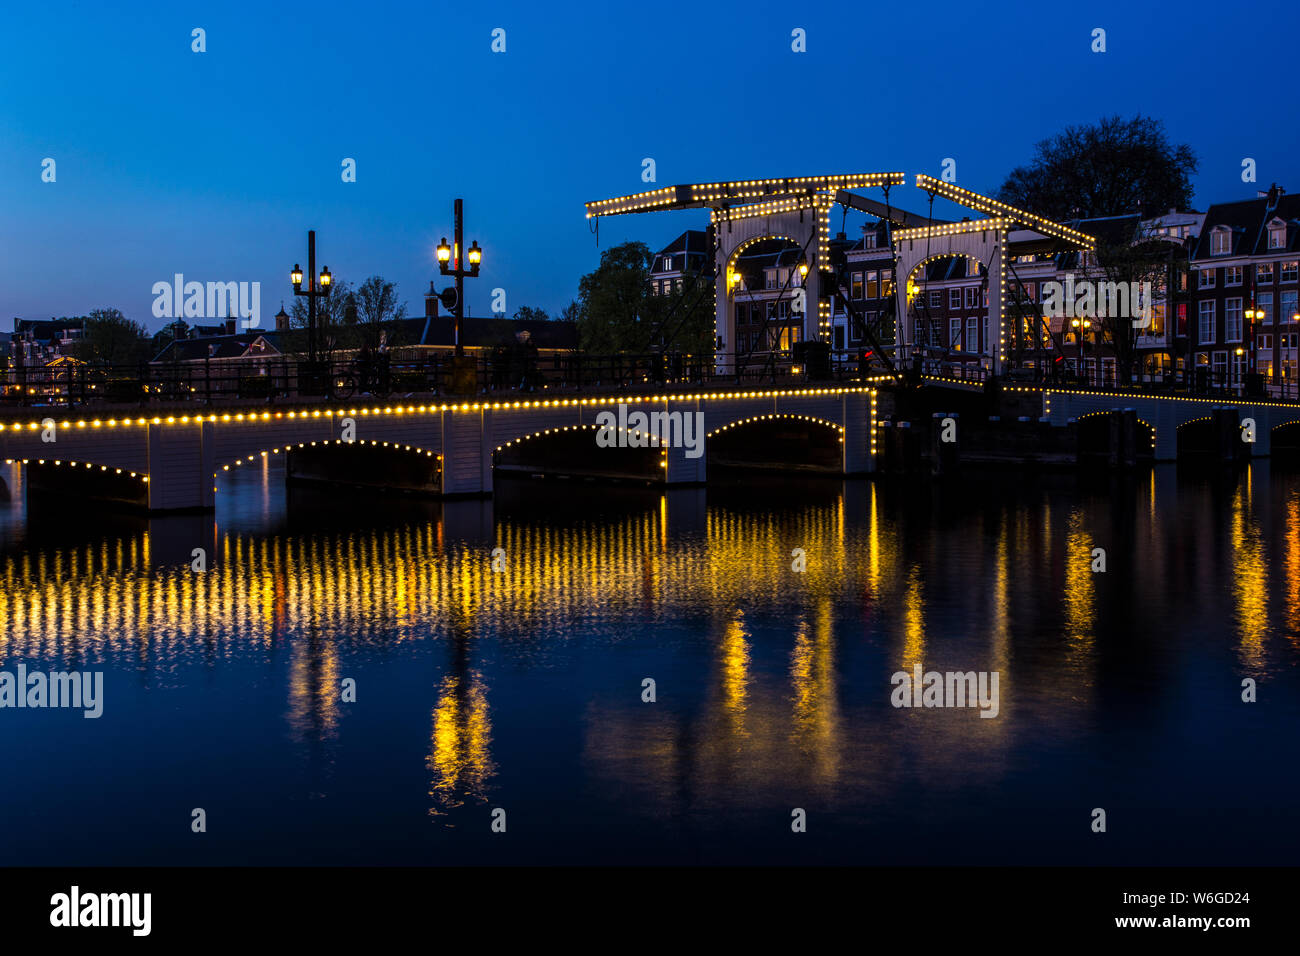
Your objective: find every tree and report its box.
[1086,231,1190,385]
[353,276,408,350]
[73,308,151,365]
[512,305,550,322]
[574,241,653,353]
[288,277,354,357]
[572,241,714,355]
[996,115,1197,220]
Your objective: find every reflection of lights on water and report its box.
[1231,482,1268,668]
[428,672,495,815]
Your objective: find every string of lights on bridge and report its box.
[0,386,873,433]
[218,438,441,474]
[1,457,147,481]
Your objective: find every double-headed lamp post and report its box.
[1071,317,1092,384]
[436,199,483,358]
[290,229,333,366]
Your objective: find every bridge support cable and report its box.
[734,229,819,381]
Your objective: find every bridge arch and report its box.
[3,454,150,509]
[707,412,844,474]
[492,423,667,484]
[1074,410,1156,461]
[216,438,443,495]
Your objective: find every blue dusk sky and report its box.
[1,0,1297,331]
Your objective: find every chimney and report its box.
[425,281,439,318]
[225,316,236,335]
[1266,183,1284,209]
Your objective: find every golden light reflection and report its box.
[1230,480,1268,671]
[900,567,925,673]
[719,612,751,734]
[1063,509,1095,646]
[428,672,495,815]
[1284,490,1300,649]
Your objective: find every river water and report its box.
[1,460,1297,865]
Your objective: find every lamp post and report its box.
[436,199,483,359]
[290,230,333,371]
[1071,317,1091,385]
[1284,314,1294,400]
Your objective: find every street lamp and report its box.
[436,199,483,358]
[290,230,333,371]
[1290,311,1300,400]
[1071,317,1092,385]
[1235,346,1245,393]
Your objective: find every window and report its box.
[663,257,672,271]
[1282,290,1299,324]
[1258,262,1275,284]
[950,318,962,349]
[851,272,863,298]
[982,317,990,352]
[967,317,979,353]
[865,271,879,298]
[929,290,942,309]
[864,233,878,249]
[965,287,978,308]
[1199,301,1215,343]
[949,288,961,309]
[930,320,941,343]
[1259,292,1273,324]
[1225,266,1243,286]
[851,313,871,345]
[1269,221,1286,249]
[1023,282,1037,302]
[968,260,981,279]
[1177,303,1187,336]
[1225,297,1243,342]
[1199,269,1216,289]
[1259,334,1272,350]
[1211,227,1232,255]
[1281,261,1298,282]
[983,290,990,307]
[834,326,844,350]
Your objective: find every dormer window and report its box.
[1211,225,1233,255]
[662,257,673,271]
[1267,218,1287,250]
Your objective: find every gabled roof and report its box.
[152,332,285,363]
[1192,192,1300,261]
[11,318,85,341]
[652,229,712,275]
